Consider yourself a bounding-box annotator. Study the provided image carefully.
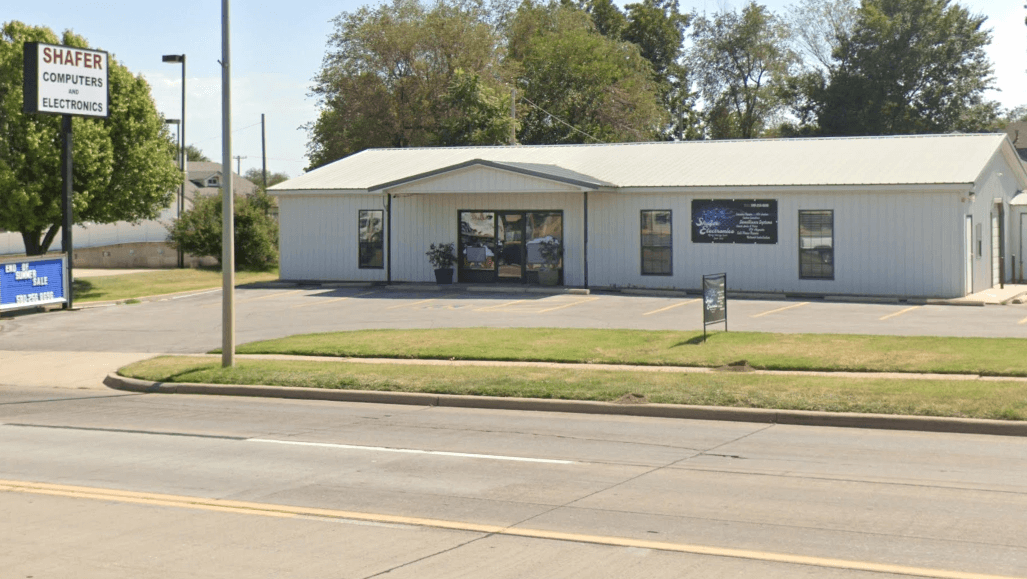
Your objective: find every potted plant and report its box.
[537,238,562,286]
[426,242,456,284]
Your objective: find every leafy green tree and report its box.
[817,0,995,135]
[688,2,798,139]
[306,0,505,169]
[507,1,666,144]
[436,69,518,146]
[167,190,279,270]
[185,144,211,162]
[243,167,290,189]
[0,21,181,255]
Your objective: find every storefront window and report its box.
[641,210,672,275]
[799,210,833,279]
[358,210,383,269]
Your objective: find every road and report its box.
[2,385,1026,578]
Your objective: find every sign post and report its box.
[702,273,727,342]
[23,42,110,309]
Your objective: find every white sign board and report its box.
[23,42,109,118]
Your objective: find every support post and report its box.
[221,0,235,368]
[61,114,73,310]
[261,113,267,189]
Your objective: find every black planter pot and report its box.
[434,268,454,284]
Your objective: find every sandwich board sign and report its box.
[702,272,727,341]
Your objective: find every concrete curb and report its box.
[103,374,1027,438]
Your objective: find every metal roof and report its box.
[271,133,1014,193]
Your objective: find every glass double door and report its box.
[458,210,562,284]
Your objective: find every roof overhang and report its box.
[368,159,614,193]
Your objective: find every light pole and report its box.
[162,53,186,268]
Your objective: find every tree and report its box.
[817,0,995,135]
[306,0,506,169]
[507,1,666,144]
[0,21,181,255]
[167,190,279,270]
[688,2,798,139]
[185,144,211,162]
[243,167,290,189]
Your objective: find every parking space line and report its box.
[880,306,921,321]
[642,298,700,316]
[475,299,529,312]
[537,297,601,313]
[202,289,304,307]
[291,290,378,309]
[751,302,809,318]
[384,293,457,310]
[1019,316,1027,325]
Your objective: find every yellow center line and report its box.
[642,298,701,316]
[475,299,529,312]
[291,291,378,309]
[385,293,458,310]
[537,296,601,313]
[880,305,922,321]
[751,302,810,318]
[0,479,1017,579]
[202,289,304,307]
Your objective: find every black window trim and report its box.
[798,209,834,280]
[640,209,673,276]
[358,209,384,270]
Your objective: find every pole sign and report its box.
[702,272,727,340]
[0,255,69,312]
[23,42,109,119]
[692,199,777,244]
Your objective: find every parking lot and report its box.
[3,285,1025,355]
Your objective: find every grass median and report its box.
[118,328,1027,421]
[74,268,279,303]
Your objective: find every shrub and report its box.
[168,190,279,270]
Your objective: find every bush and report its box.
[168,190,279,270]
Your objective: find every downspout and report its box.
[386,193,392,284]
[583,191,589,288]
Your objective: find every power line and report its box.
[518,95,601,143]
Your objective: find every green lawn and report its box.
[231,328,1027,376]
[119,355,1027,421]
[74,268,279,303]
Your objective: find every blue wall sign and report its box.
[0,256,68,311]
[692,199,778,244]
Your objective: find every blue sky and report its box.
[5,0,1024,179]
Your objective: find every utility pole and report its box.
[261,113,267,189]
[221,0,235,368]
[233,155,247,176]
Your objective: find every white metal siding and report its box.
[278,193,388,282]
[588,189,965,298]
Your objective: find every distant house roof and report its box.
[271,133,1024,193]
[185,161,258,197]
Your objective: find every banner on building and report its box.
[692,199,777,244]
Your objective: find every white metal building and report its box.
[270,134,1027,299]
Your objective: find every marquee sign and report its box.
[692,199,778,244]
[23,42,109,118]
[0,255,68,311]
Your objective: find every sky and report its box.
[5,0,1025,179]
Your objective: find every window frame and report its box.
[640,209,673,276]
[358,209,384,270]
[798,209,834,280]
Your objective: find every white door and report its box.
[965,216,973,295]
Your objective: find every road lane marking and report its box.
[1018,315,1027,325]
[247,438,574,464]
[751,302,809,318]
[537,297,601,313]
[880,306,921,321]
[642,299,700,316]
[475,299,529,312]
[291,290,378,309]
[384,293,458,310]
[1,479,1019,579]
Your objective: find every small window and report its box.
[358,210,384,269]
[799,210,833,280]
[641,210,672,275]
